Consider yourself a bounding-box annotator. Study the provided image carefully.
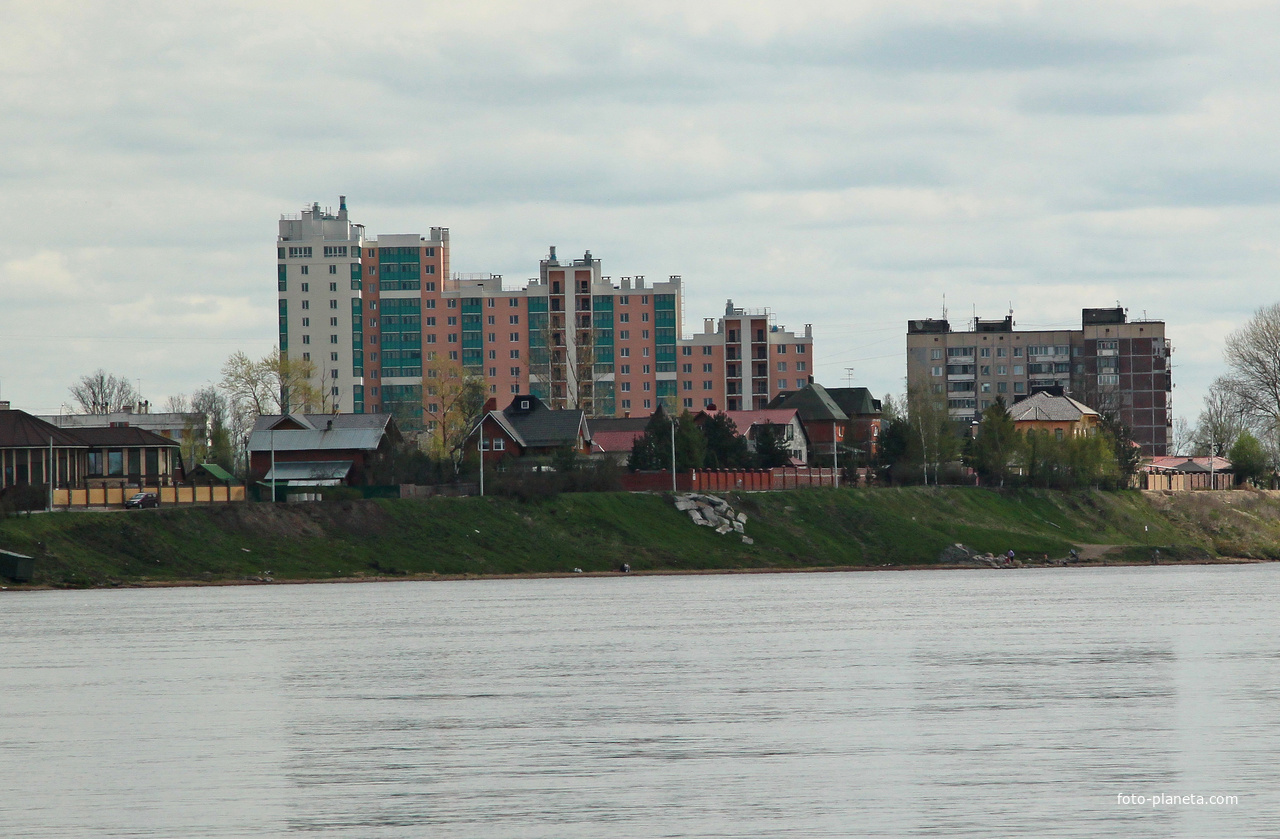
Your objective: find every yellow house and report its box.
[1008,392,1101,440]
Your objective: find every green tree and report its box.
[964,397,1020,486]
[627,411,705,472]
[701,413,752,468]
[1229,430,1267,486]
[752,423,791,468]
[1098,412,1143,482]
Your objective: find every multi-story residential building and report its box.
[278,199,815,428]
[905,308,1172,455]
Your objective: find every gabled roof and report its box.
[497,395,587,448]
[193,463,236,482]
[0,410,86,448]
[698,408,801,433]
[1146,456,1232,473]
[248,413,397,453]
[592,429,647,453]
[1008,392,1100,423]
[766,383,849,422]
[72,426,182,448]
[824,387,882,417]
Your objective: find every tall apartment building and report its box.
[905,308,1172,455]
[278,199,815,428]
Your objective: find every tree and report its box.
[906,382,958,485]
[220,348,319,420]
[1229,430,1267,486]
[421,354,487,471]
[67,369,138,414]
[627,410,704,472]
[701,413,751,469]
[964,397,1019,487]
[752,423,791,469]
[1169,416,1193,457]
[1222,302,1280,437]
[1192,377,1249,456]
[1099,411,1142,483]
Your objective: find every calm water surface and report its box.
[1,565,1278,837]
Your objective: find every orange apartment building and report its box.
[278,199,814,428]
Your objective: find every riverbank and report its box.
[2,487,1278,588]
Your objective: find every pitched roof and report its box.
[263,461,353,482]
[71,426,182,448]
[1008,392,1100,423]
[0,410,86,448]
[824,387,882,417]
[699,408,800,434]
[252,413,394,433]
[497,396,586,448]
[193,463,236,482]
[766,383,849,422]
[248,413,398,453]
[592,429,646,453]
[1146,456,1232,473]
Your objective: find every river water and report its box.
[1,565,1277,838]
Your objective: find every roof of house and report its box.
[71,426,182,448]
[765,383,849,422]
[1008,392,1100,423]
[248,413,398,453]
[0,410,86,448]
[824,387,882,417]
[699,408,801,433]
[1146,456,1232,473]
[592,429,646,453]
[480,395,588,450]
[193,463,236,482]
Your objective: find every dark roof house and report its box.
[248,413,401,485]
[473,395,591,462]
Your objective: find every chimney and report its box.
[0,401,10,410]
[704,318,714,334]
[549,245,557,263]
[326,418,333,431]
[339,195,347,211]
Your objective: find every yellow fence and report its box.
[52,485,246,508]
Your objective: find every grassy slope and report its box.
[0,487,1243,587]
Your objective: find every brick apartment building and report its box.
[905,308,1172,455]
[277,198,814,428]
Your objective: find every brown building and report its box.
[906,307,1172,455]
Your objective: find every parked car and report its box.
[125,492,158,509]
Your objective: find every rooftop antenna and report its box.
[942,294,948,321]
[844,367,856,388]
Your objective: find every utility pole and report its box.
[670,416,677,493]
[833,419,840,489]
[479,422,485,497]
[48,435,54,512]
[269,428,275,503]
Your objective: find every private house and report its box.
[694,407,809,464]
[37,406,209,462]
[766,383,849,466]
[1008,392,1101,440]
[471,395,592,464]
[1141,456,1234,491]
[588,406,670,464]
[0,408,184,490]
[825,387,883,463]
[248,413,400,486]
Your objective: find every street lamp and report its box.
[670,416,677,493]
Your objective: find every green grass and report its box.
[0,487,1242,587]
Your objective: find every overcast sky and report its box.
[2,0,1276,421]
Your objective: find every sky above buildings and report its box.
[2,1,1277,420]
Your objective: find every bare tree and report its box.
[906,381,955,485]
[421,353,488,471]
[1168,416,1193,457]
[1222,302,1280,435]
[164,394,190,413]
[68,369,138,414]
[1191,377,1250,456]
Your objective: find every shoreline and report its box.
[2,556,1270,592]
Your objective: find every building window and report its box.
[642,364,650,374]
[703,381,712,390]
[619,330,629,340]
[796,379,805,388]
[621,382,631,392]
[644,399,652,409]
[997,347,1007,357]
[683,381,692,390]
[621,399,631,409]
[510,350,520,359]
[643,382,651,391]
[684,398,694,408]
[642,330,649,339]
[682,346,692,356]
[703,347,712,356]
[777,345,787,354]
[931,366,943,377]
[302,317,310,327]
[329,265,337,275]
[510,367,521,376]
[301,300,310,310]
[301,265,309,275]
[796,361,806,372]
[931,349,943,360]
[302,352,310,361]
[642,347,649,357]
[682,363,693,373]
[777,362,787,371]
[329,299,337,309]
[777,379,786,389]
[996,365,1007,375]
[620,348,630,357]
[330,335,338,344]
[620,365,630,374]
[704,398,714,407]
[1013,365,1024,375]
[1014,382,1025,393]
[1013,347,1023,357]
[997,382,1008,393]
[302,335,310,344]
[980,347,990,358]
